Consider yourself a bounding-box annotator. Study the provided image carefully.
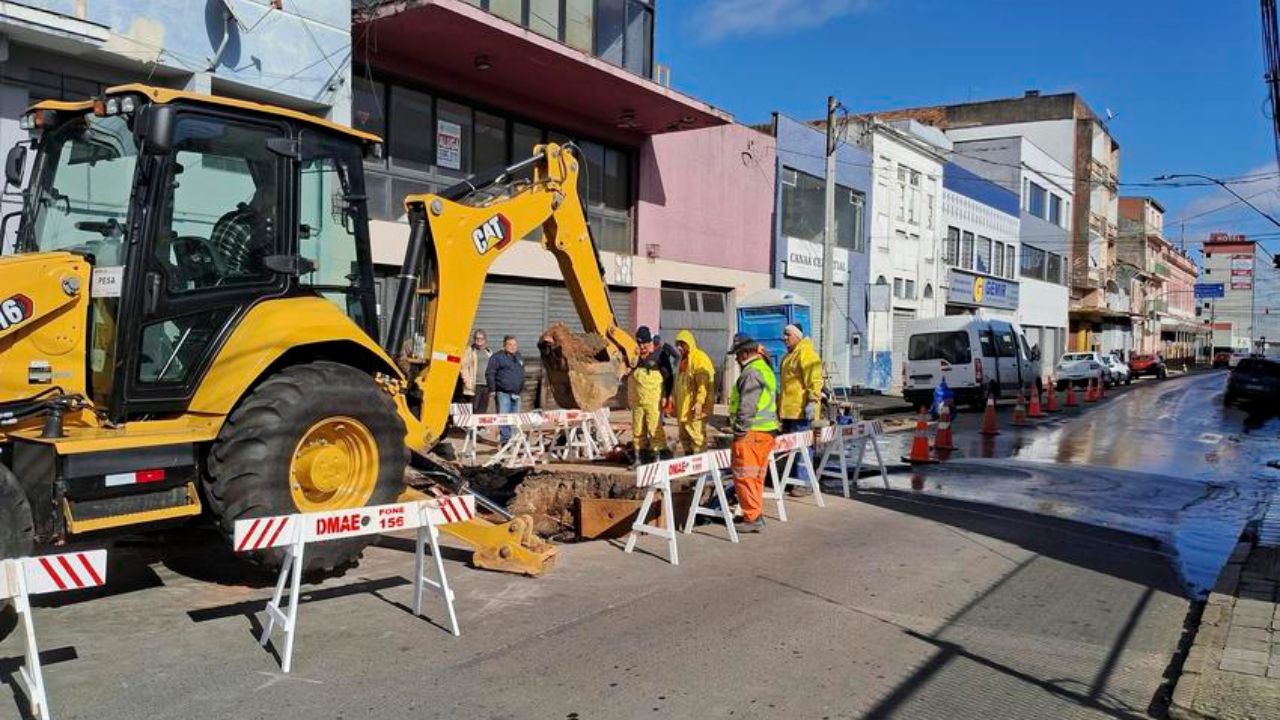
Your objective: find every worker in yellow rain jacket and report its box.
[673,329,715,454]
[778,324,823,494]
[628,326,668,467]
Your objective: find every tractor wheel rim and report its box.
[289,416,378,512]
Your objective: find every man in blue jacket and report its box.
[485,335,526,444]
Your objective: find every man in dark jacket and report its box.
[485,335,526,444]
[651,333,679,419]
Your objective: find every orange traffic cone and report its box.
[1027,383,1044,418]
[1098,375,1107,398]
[1012,388,1028,426]
[979,395,1000,436]
[1065,382,1078,407]
[1085,377,1098,403]
[902,407,938,463]
[933,403,956,451]
[1045,378,1060,413]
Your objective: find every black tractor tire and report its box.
[0,465,34,561]
[204,362,407,575]
[1,466,34,629]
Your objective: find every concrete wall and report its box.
[772,114,874,387]
[2,1,352,119]
[946,120,1077,177]
[635,123,774,276]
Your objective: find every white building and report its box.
[939,162,1021,324]
[851,118,948,393]
[1201,234,1261,351]
[947,136,1072,365]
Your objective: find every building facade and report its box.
[1201,233,1260,352]
[872,91,1123,356]
[939,163,1021,324]
[770,114,872,389]
[852,118,947,393]
[1117,196,1205,363]
[354,0,770,402]
[1,0,354,249]
[948,136,1071,365]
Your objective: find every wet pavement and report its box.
[861,371,1280,596]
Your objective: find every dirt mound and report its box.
[539,323,625,410]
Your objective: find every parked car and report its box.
[1055,352,1105,389]
[1213,351,1231,368]
[1224,356,1280,406]
[1228,350,1251,368]
[903,315,1043,409]
[1129,353,1167,379]
[1101,355,1131,385]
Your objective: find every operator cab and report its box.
[4,85,384,422]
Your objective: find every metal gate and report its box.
[891,309,916,393]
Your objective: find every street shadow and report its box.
[0,646,78,720]
[372,535,472,565]
[848,491,1187,719]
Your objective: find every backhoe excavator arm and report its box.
[383,144,637,453]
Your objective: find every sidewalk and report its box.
[1171,536,1280,719]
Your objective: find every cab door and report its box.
[990,321,1023,392]
[114,110,291,418]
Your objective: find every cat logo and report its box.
[0,294,33,331]
[471,214,513,255]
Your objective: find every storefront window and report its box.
[780,166,862,251]
[353,77,386,140]
[512,122,544,161]
[435,99,474,178]
[475,111,507,172]
[390,87,433,173]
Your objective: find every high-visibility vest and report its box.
[730,356,780,432]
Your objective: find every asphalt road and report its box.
[7,372,1263,719]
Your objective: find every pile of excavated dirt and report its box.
[539,323,625,410]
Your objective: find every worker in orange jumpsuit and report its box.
[727,335,779,533]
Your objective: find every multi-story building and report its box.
[848,117,948,393]
[870,91,1123,355]
[948,136,1071,365]
[939,163,1021,323]
[1,0,356,249]
[1117,196,1205,363]
[354,0,772,398]
[1200,233,1261,352]
[769,114,872,389]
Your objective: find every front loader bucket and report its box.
[439,515,559,577]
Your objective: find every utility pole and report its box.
[821,95,838,368]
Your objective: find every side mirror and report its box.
[1032,345,1041,361]
[5,144,27,188]
[138,105,175,155]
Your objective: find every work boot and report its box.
[657,447,674,461]
[734,516,765,534]
[787,482,813,498]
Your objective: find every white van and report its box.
[903,315,1043,409]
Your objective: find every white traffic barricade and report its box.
[454,412,544,468]
[625,453,717,564]
[450,403,478,462]
[684,449,739,544]
[588,407,620,451]
[533,409,600,461]
[233,495,476,673]
[817,420,889,497]
[764,430,823,521]
[1,549,108,720]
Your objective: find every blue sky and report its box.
[658,0,1280,258]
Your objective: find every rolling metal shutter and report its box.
[891,309,917,393]
[779,277,852,386]
[546,285,633,337]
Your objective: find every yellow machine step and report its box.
[63,482,203,534]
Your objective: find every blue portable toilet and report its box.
[736,289,811,375]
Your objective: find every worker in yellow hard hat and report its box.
[628,326,668,467]
[673,329,715,455]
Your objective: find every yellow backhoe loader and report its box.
[0,85,636,576]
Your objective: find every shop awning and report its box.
[356,0,732,147]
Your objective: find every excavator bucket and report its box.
[538,323,626,410]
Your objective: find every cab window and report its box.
[908,331,972,364]
[992,323,1018,357]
